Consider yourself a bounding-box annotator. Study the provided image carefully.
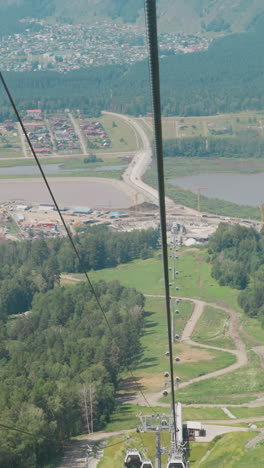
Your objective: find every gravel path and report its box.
[133,295,248,407]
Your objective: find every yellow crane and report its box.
[195,187,208,213]
[134,192,139,217]
[173,187,207,213]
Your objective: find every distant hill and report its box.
[0,0,264,34]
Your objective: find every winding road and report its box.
[130,296,248,407]
[103,111,196,215]
[57,114,264,465]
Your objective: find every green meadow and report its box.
[76,248,240,308]
[192,306,235,350]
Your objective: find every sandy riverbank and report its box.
[0,177,138,209]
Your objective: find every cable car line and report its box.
[0,71,157,415]
[1,0,180,459]
[0,422,34,437]
[144,0,178,440]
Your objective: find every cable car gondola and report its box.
[166,454,186,468]
[142,460,153,468]
[124,449,143,467]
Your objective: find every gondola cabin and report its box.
[142,460,153,468]
[166,455,186,468]
[124,449,143,467]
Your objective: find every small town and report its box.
[0,18,210,72]
[0,110,112,156]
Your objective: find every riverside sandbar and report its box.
[0,177,133,208]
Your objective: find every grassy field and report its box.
[159,157,264,178]
[131,297,194,388]
[63,248,264,405]
[190,442,211,467]
[97,429,262,468]
[75,248,240,310]
[0,149,23,158]
[192,306,235,350]
[231,406,264,419]
[119,297,235,395]
[141,111,264,141]
[86,114,139,153]
[240,313,264,345]
[172,351,264,405]
[197,432,262,468]
[101,114,140,151]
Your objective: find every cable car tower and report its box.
[143,0,190,466]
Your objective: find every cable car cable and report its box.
[0,422,34,437]
[0,71,156,414]
[144,0,178,439]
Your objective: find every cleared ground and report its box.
[140,111,264,141]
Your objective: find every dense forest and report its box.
[0,225,156,466]
[2,30,264,119]
[162,136,264,159]
[0,1,54,36]
[208,223,264,324]
[0,226,159,320]
[0,280,145,467]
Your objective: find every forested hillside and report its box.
[209,223,264,325]
[0,0,264,33]
[1,29,264,119]
[0,280,145,467]
[0,226,159,320]
[0,225,157,466]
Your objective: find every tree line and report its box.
[208,223,264,325]
[0,225,159,320]
[2,29,264,118]
[162,136,264,159]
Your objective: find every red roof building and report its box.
[26,109,42,114]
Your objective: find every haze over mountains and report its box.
[0,0,264,33]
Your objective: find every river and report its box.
[169,172,264,206]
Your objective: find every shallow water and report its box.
[0,163,126,176]
[169,172,264,206]
[0,178,132,208]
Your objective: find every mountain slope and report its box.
[0,0,264,33]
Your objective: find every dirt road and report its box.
[133,295,248,406]
[103,111,197,216]
[57,430,131,468]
